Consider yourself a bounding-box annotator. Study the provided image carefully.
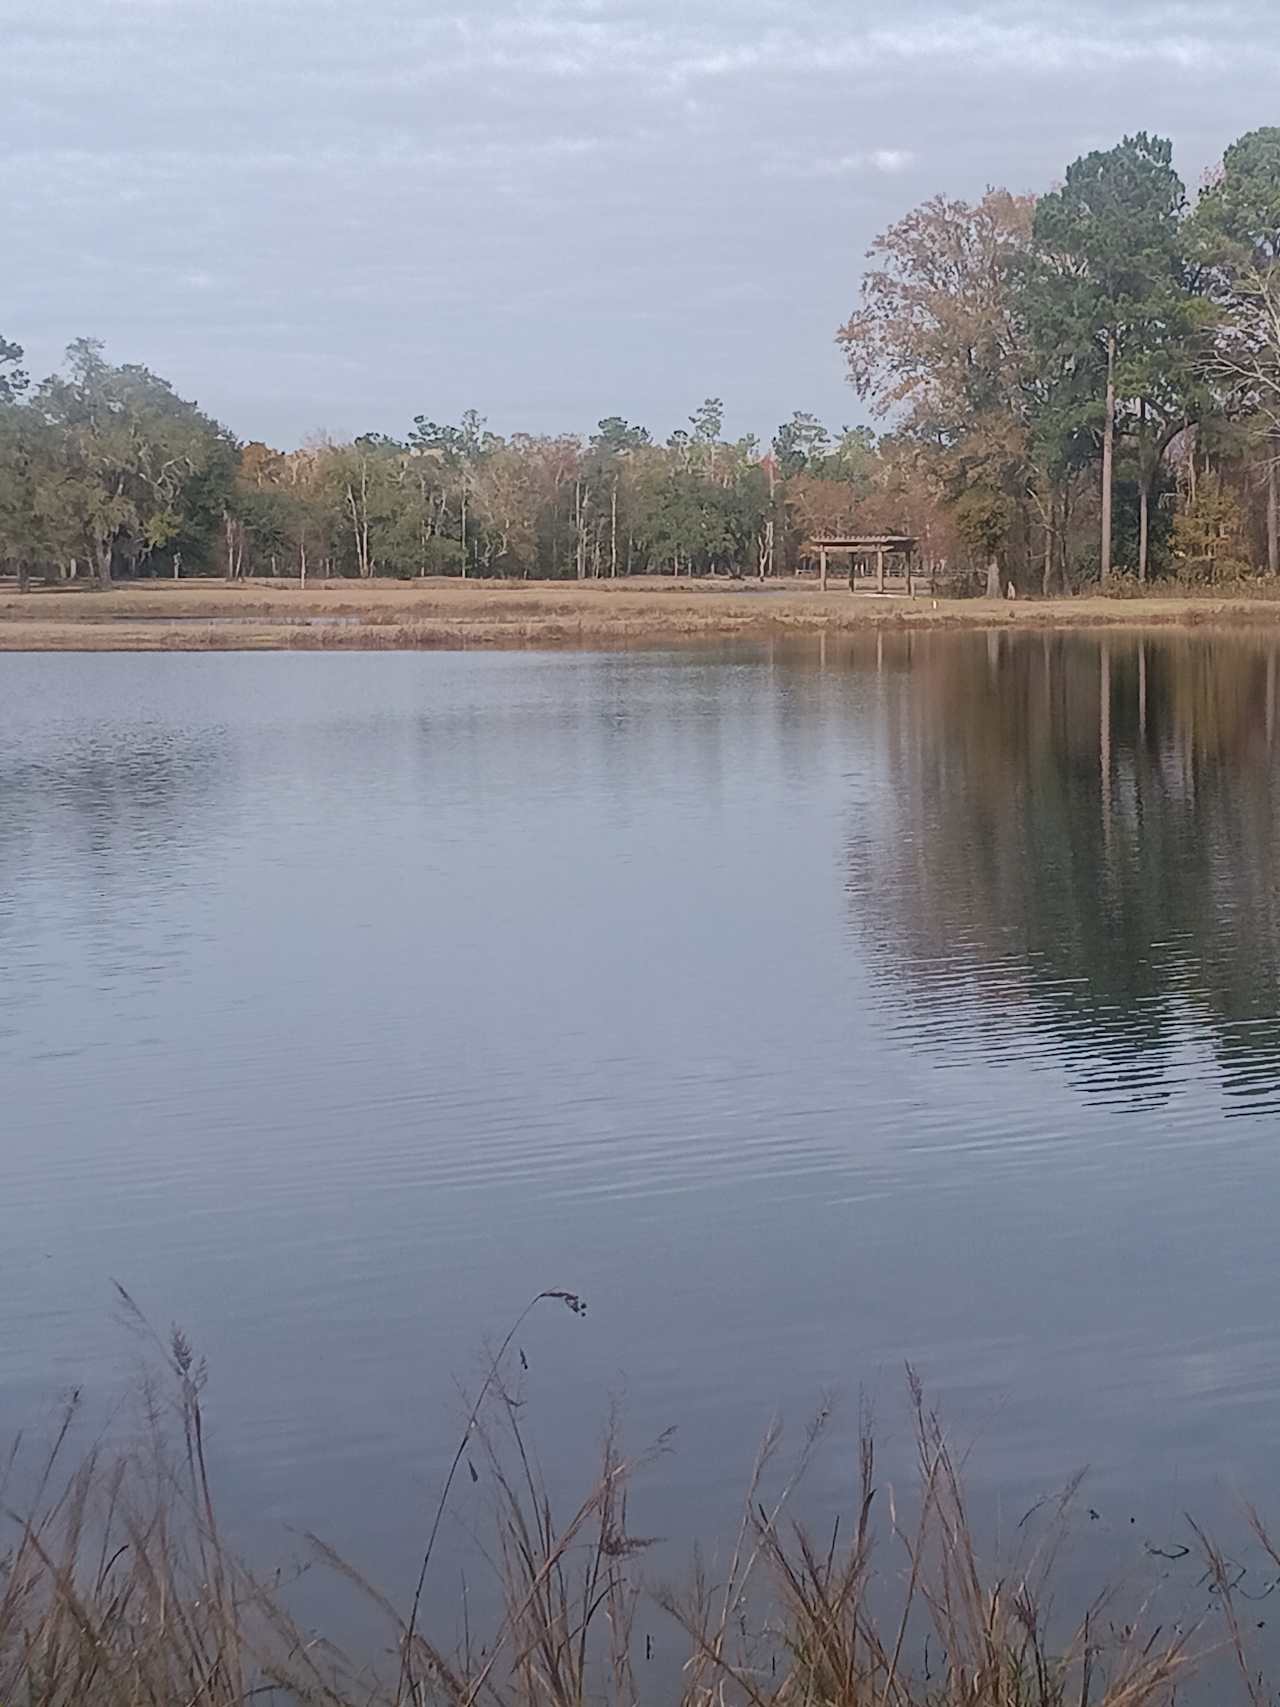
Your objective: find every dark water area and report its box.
[3,632,1280,1653]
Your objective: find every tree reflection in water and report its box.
[844,629,1280,1112]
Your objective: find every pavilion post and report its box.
[804,535,919,596]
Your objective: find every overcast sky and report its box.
[3,1,1278,448]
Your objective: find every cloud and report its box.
[509,3,1274,87]
[870,149,915,174]
[767,148,918,180]
[3,0,1278,446]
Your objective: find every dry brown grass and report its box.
[658,1375,1196,1707]
[0,1293,1256,1707]
[3,576,1280,651]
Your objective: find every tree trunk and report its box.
[1100,328,1116,585]
[766,459,776,579]
[346,482,370,578]
[1268,446,1279,577]
[985,553,1001,599]
[1041,490,1054,598]
[1136,401,1150,585]
[1138,475,1150,584]
[610,476,618,577]
[574,480,586,580]
[224,513,246,581]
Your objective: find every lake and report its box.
[4,630,1280,1648]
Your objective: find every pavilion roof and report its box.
[807,533,917,548]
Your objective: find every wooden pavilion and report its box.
[807,533,925,595]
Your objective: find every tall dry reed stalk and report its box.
[0,1296,1255,1707]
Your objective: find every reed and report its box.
[0,1296,1250,1707]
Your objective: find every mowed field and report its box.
[2,576,1280,649]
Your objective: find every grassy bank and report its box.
[0,1293,1269,1706]
[3,576,1280,651]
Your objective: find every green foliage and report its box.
[1170,471,1248,580]
[952,485,1011,556]
[1192,128,1280,268]
[1191,129,1280,448]
[591,416,650,456]
[1112,471,1174,576]
[1027,133,1208,483]
[21,338,236,580]
[1033,134,1185,323]
[688,396,723,445]
[772,411,832,475]
[0,334,27,404]
[838,131,1268,590]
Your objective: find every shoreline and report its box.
[3,576,1280,650]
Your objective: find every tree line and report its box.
[3,127,1280,590]
[842,126,1280,593]
[0,336,890,586]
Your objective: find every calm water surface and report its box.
[4,633,1280,1623]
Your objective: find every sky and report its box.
[3,0,1279,449]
